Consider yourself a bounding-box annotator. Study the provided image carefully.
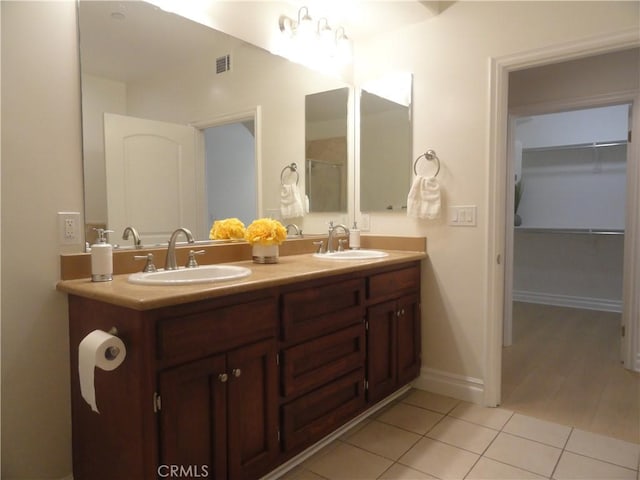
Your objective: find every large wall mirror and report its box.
[78,0,351,247]
[359,73,413,212]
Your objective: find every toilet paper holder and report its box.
[105,327,121,360]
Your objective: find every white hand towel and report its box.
[280,184,305,219]
[407,176,441,219]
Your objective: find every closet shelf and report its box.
[515,227,624,236]
[522,140,627,153]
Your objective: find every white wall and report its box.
[354,1,639,388]
[513,231,625,311]
[1,1,83,478]
[516,105,629,149]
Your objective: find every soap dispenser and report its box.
[91,228,114,282]
[349,221,361,249]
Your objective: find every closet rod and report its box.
[515,227,624,236]
[523,140,627,153]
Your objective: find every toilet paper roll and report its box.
[78,329,126,413]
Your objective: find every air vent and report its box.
[216,54,231,74]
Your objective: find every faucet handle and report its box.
[186,249,205,268]
[312,240,324,254]
[338,238,347,252]
[134,253,157,272]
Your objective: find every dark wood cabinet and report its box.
[159,339,278,480]
[366,266,422,404]
[66,260,422,479]
[280,277,367,454]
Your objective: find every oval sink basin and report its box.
[313,250,389,260]
[128,265,252,286]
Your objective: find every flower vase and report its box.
[252,243,279,264]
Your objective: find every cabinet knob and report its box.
[400,308,405,316]
[232,368,242,378]
[218,373,228,383]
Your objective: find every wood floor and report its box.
[501,302,640,444]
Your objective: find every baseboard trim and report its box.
[413,367,484,404]
[513,290,622,313]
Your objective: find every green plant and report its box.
[514,179,523,214]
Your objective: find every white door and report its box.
[104,113,202,245]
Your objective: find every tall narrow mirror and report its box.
[305,88,350,213]
[360,73,412,212]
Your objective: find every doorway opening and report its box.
[193,108,261,232]
[501,103,638,442]
[203,120,256,227]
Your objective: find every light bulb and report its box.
[318,18,335,57]
[296,7,315,43]
[335,27,352,64]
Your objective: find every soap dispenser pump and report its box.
[91,228,114,282]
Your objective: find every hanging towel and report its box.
[407,176,441,219]
[280,184,305,219]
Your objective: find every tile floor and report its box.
[279,390,640,480]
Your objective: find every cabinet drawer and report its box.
[281,369,365,453]
[281,323,365,399]
[158,297,278,365]
[368,264,420,301]
[282,278,365,343]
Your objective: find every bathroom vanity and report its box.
[58,246,424,480]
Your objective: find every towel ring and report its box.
[413,150,441,177]
[280,163,299,186]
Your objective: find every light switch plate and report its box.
[448,205,477,226]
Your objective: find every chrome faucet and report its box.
[122,226,141,249]
[165,228,195,270]
[285,223,302,237]
[327,221,350,253]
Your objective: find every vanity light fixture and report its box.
[335,27,352,64]
[278,6,352,65]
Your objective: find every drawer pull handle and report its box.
[218,373,229,383]
[232,368,242,378]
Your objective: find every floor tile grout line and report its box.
[549,426,574,480]
[496,429,567,452]
[461,410,516,480]
[559,449,640,473]
[339,420,425,463]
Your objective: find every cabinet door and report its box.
[396,293,421,386]
[366,299,397,403]
[159,354,228,480]
[227,339,279,480]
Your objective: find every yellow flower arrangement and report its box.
[209,217,246,240]
[244,218,287,246]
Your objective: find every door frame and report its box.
[484,29,640,406]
